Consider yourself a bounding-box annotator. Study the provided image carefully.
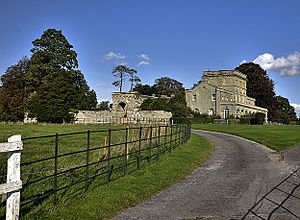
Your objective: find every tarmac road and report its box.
[111,130,299,220]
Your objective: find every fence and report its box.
[242,167,300,219]
[74,117,172,125]
[0,135,23,220]
[0,121,191,219]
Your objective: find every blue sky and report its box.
[1,0,300,116]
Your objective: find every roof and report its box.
[203,69,247,80]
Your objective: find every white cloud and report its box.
[137,54,151,67]
[291,103,300,117]
[103,51,127,65]
[240,59,247,65]
[252,52,300,76]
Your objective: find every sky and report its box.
[1,0,300,116]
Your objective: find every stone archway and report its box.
[119,102,126,111]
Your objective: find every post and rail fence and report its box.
[0,120,191,219]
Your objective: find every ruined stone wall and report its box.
[74,110,172,125]
[74,110,113,124]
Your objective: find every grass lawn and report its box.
[192,124,300,151]
[0,123,125,142]
[20,133,211,219]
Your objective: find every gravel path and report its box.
[111,130,299,220]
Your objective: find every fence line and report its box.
[74,117,172,125]
[0,121,191,219]
[0,135,23,220]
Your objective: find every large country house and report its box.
[185,70,268,120]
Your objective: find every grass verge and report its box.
[192,124,300,151]
[23,134,211,220]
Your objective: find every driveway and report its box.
[112,130,299,220]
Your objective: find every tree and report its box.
[27,70,78,123]
[153,77,184,96]
[129,75,141,91]
[133,84,156,96]
[112,65,137,92]
[236,63,277,120]
[167,91,192,118]
[273,96,297,124]
[97,100,110,110]
[0,57,29,121]
[140,98,169,111]
[26,28,97,122]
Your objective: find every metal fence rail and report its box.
[0,121,191,218]
[242,167,300,219]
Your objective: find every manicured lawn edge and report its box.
[24,134,212,220]
[191,124,300,151]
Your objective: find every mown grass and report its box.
[0,123,211,219]
[18,133,211,219]
[0,123,126,142]
[192,124,300,151]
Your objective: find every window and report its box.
[195,108,199,114]
[208,108,214,116]
[211,94,216,101]
[224,108,229,119]
[192,94,197,102]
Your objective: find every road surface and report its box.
[112,130,299,220]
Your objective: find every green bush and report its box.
[0,113,19,122]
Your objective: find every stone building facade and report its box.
[186,70,268,120]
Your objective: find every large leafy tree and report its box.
[273,96,297,124]
[112,65,137,92]
[27,28,97,123]
[133,84,156,96]
[236,62,277,120]
[138,77,191,117]
[97,100,110,111]
[153,77,184,97]
[0,57,29,121]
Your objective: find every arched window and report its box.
[208,108,214,116]
[195,108,200,114]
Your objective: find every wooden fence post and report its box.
[0,135,23,220]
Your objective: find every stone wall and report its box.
[74,110,172,125]
[74,110,113,124]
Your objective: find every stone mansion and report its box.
[185,70,268,120]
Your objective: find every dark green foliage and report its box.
[0,113,19,122]
[190,113,215,124]
[136,78,189,118]
[25,28,96,122]
[133,84,156,96]
[273,96,298,124]
[250,112,266,125]
[0,57,29,121]
[140,91,192,118]
[27,70,78,123]
[167,92,192,118]
[238,113,265,125]
[30,29,78,70]
[236,63,277,120]
[240,114,251,124]
[153,77,184,97]
[134,77,184,97]
[97,100,110,111]
[140,98,169,111]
